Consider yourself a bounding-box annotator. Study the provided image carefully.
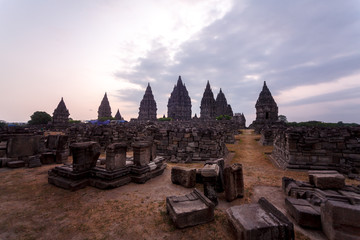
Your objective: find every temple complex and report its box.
[251,81,278,132]
[215,89,233,117]
[138,83,157,120]
[114,109,123,120]
[167,76,192,120]
[200,81,216,119]
[52,97,70,126]
[98,93,112,119]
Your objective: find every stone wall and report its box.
[271,126,360,174]
[65,120,241,163]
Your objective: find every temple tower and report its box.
[200,81,216,119]
[215,89,232,116]
[167,76,192,120]
[114,109,123,120]
[138,83,157,120]
[53,97,70,125]
[98,93,112,119]
[251,81,278,132]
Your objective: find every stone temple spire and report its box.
[138,83,157,120]
[98,93,112,119]
[114,109,123,120]
[215,88,230,116]
[251,81,278,132]
[200,81,216,119]
[167,76,192,120]
[53,97,70,125]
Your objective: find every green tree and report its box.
[278,115,288,123]
[28,111,52,125]
[0,120,6,129]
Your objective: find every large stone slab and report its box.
[166,188,215,228]
[7,160,25,168]
[321,200,360,240]
[171,166,196,188]
[285,197,321,229]
[7,135,41,158]
[224,163,244,202]
[226,197,294,240]
[309,171,345,189]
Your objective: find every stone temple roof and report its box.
[255,81,277,107]
[98,93,112,119]
[53,97,69,116]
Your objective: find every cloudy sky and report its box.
[1,0,360,124]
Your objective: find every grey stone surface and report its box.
[166,188,215,228]
[224,163,244,202]
[285,197,321,229]
[171,166,196,188]
[226,197,294,240]
[321,200,360,240]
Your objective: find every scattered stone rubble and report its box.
[166,188,215,228]
[48,140,166,191]
[283,170,360,240]
[0,133,69,168]
[227,197,294,240]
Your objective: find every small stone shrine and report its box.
[52,97,70,126]
[98,92,112,119]
[200,81,216,119]
[167,76,192,120]
[215,89,233,117]
[251,81,278,133]
[138,83,157,120]
[114,109,123,120]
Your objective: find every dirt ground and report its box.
[0,129,358,240]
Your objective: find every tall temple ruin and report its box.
[138,83,157,120]
[200,81,216,119]
[251,81,278,132]
[215,89,233,117]
[114,109,123,120]
[98,93,112,119]
[52,97,70,126]
[167,76,192,120]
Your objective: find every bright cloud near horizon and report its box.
[1,0,360,124]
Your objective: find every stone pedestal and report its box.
[224,163,244,202]
[132,141,151,166]
[71,142,101,172]
[48,142,100,191]
[105,142,127,171]
[166,188,215,228]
